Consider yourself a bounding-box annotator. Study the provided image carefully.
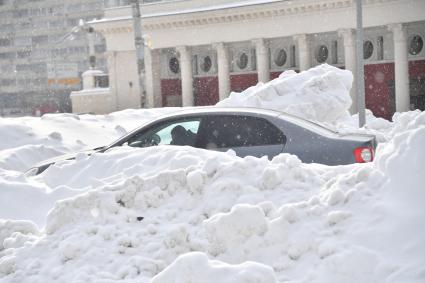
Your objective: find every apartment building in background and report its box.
[0,0,108,116]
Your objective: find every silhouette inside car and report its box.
[170,125,196,146]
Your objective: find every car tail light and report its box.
[353,147,374,163]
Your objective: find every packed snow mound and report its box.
[0,171,78,227]
[0,146,340,282]
[1,64,424,283]
[331,125,425,283]
[373,126,425,271]
[43,147,327,234]
[150,252,277,283]
[1,129,424,282]
[204,204,269,255]
[376,123,424,191]
[0,122,50,151]
[38,145,238,190]
[0,145,66,172]
[217,64,353,123]
[0,108,180,172]
[388,110,425,138]
[0,220,40,251]
[332,109,425,144]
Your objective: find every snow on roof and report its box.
[217,64,353,124]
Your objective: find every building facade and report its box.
[0,0,108,116]
[91,0,425,120]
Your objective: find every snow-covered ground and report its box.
[0,65,423,283]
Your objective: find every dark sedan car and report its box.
[26,107,376,176]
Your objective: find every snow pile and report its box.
[40,147,326,232]
[1,128,424,282]
[150,252,277,283]
[332,109,425,144]
[388,109,425,139]
[0,220,39,251]
[0,147,337,282]
[0,64,424,283]
[217,64,353,123]
[0,145,65,172]
[204,204,269,255]
[0,164,80,227]
[373,124,425,277]
[0,108,179,172]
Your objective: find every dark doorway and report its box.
[410,78,425,111]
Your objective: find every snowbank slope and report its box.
[0,65,424,283]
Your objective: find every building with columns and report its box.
[87,0,425,120]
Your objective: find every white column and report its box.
[106,50,119,111]
[293,34,311,71]
[144,47,162,108]
[388,23,410,112]
[252,38,270,83]
[214,42,230,101]
[176,46,194,107]
[339,29,358,114]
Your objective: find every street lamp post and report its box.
[53,20,97,110]
[87,26,96,69]
[130,0,146,108]
[58,20,96,69]
[356,0,366,127]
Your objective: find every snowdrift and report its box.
[0,65,424,283]
[1,121,424,282]
[150,252,278,283]
[217,64,353,123]
[0,108,178,172]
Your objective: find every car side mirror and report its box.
[128,141,143,147]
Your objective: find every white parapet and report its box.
[70,88,115,114]
[82,69,105,89]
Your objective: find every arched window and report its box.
[169,57,179,74]
[363,40,374,59]
[409,35,423,55]
[315,45,328,63]
[274,49,287,67]
[236,52,248,70]
[200,56,212,72]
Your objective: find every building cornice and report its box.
[145,0,355,30]
[94,0,400,34]
[98,26,133,35]
[145,0,398,31]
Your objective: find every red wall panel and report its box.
[409,60,425,111]
[409,60,425,78]
[230,73,258,93]
[270,70,300,80]
[161,78,181,106]
[194,76,219,106]
[364,63,395,120]
[270,72,281,80]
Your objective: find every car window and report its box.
[156,120,200,145]
[125,119,201,148]
[278,113,337,137]
[197,115,285,149]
